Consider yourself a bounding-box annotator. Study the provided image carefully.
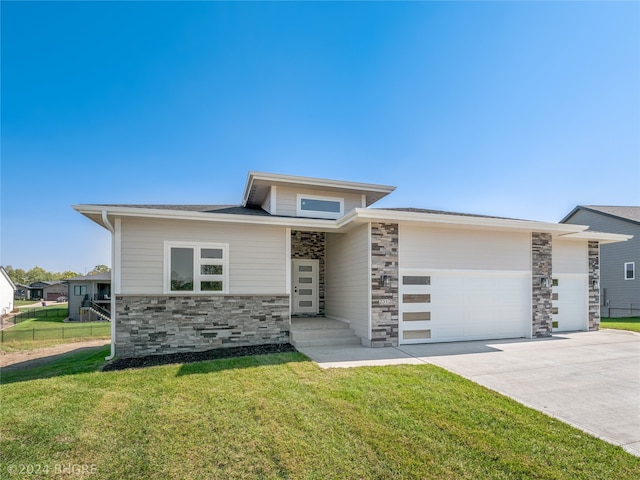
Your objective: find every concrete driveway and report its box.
[298,329,640,457]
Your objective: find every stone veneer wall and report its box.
[115,295,290,358]
[531,232,553,337]
[588,241,600,331]
[370,223,399,347]
[291,231,325,315]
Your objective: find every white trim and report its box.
[367,222,372,342]
[285,228,291,323]
[242,171,396,205]
[74,205,631,245]
[163,241,229,294]
[114,218,121,294]
[361,194,367,208]
[399,267,532,276]
[271,186,277,215]
[624,262,635,280]
[296,193,344,219]
[101,210,117,361]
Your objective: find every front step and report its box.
[290,318,361,348]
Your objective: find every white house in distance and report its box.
[73,171,631,359]
[0,266,17,316]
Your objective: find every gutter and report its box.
[101,210,116,361]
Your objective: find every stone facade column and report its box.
[370,223,398,347]
[531,232,553,337]
[291,231,325,315]
[588,241,600,331]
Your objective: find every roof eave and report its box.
[344,208,589,235]
[73,204,344,230]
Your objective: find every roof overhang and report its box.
[74,204,630,244]
[242,171,396,208]
[555,230,633,244]
[339,208,600,236]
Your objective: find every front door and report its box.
[292,259,319,315]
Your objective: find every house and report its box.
[0,267,17,316]
[561,206,640,317]
[74,172,630,359]
[14,283,28,300]
[26,281,68,301]
[66,272,112,322]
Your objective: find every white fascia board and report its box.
[73,205,343,230]
[340,208,590,235]
[557,231,633,244]
[245,171,395,195]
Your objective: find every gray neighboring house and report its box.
[27,281,68,301]
[561,206,639,317]
[66,272,111,322]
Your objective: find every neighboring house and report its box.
[0,267,17,316]
[14,284,28,300]
[66,272,112,322]
[74,171,630,359]
[561,206,640,317]
[27,281,68,301]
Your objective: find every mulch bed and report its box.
[102,343,298,371]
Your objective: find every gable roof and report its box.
[561,206,640,226]
[0,267,16,290]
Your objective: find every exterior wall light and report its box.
[382,275,391,288]
[592,280,600,290]
[540,276,550,288]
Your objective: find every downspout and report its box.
[102,210,116,361]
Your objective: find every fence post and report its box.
[32,328,35,341]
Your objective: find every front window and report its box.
[625,262,635,280]
[74,285,87,296]
[165,242,228,293]
[296,194,344,219]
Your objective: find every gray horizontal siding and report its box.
[563,209,640,316]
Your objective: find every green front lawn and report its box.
[601,317,640,333]
[1,349,638,479]
[1,307,109,352]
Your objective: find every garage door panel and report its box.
[552,274,588,332]
[400,269,530,344]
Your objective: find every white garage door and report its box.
[399,269,531,344]
[552,274,588,332]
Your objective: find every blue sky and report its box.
[1,1,639,274]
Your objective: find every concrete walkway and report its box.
[298,329,640,457]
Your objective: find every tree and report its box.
[55,271,81,280]
[3,266,26,284]
[24,266,53,284]
[88,265,111,274]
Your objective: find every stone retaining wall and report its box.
[115,295,290,358]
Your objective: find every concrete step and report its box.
[291,319,352,330]
[292,335,362,348]
[290,318,361,348]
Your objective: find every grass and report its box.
[1,307,110,352]
[601,317,640,333]
[1,349,638,479]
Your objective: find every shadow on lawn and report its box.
[1,344,311,385]
[1,345,111,385]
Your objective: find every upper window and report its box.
[625,262,635,280]
[296,194,344,219]
[74,285,87,296]
[164,242,228,293]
